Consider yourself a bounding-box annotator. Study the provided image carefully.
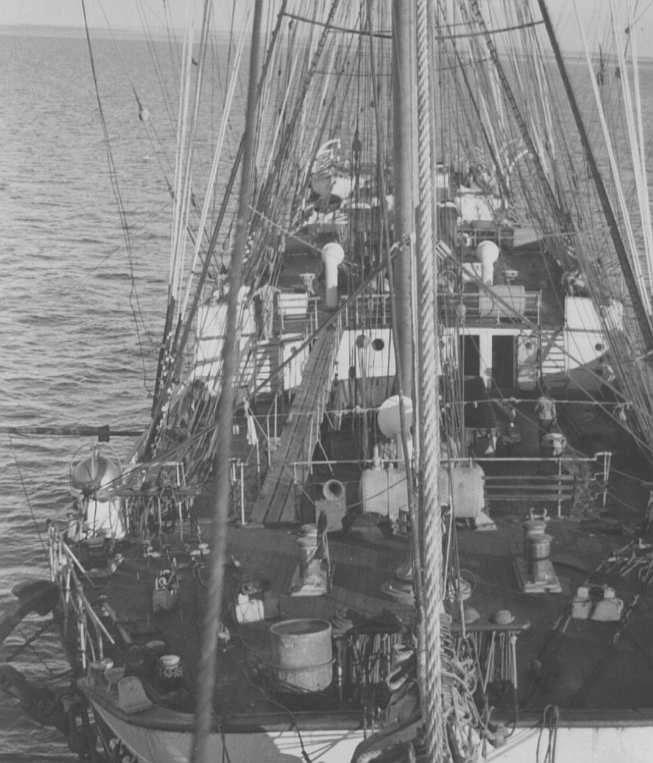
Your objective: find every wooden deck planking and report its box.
[251,326,340,523]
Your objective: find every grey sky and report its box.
[2,1,651,54]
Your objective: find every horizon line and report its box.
[3,22,653,62]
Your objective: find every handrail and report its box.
[287,454,609,467]
[285,452,611,519]
[47,527,116,671]
[333,290,542,328]
[438,290,541,322]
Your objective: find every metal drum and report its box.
[269,619,333,692]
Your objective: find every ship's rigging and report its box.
[9,2,653,762]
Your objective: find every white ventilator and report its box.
[321,242,345,308]
[476,240,499,285]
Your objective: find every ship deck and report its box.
[71,224,652,734]
[80,477,653,729]
[71,366,653,731]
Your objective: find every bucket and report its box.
[158,654,183,689]
[269,619,333,692]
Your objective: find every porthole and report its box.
[372,338,385,351]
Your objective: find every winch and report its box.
[513,508,562,593]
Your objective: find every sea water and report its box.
[0,30,174,760]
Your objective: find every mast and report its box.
[392,0,415,395]
[190,2,263,760]
[537,0,653,350]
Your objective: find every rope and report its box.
[93,2,178,211]
[573,4,649,313]
[535,704,559,763]
[146,1,290,450]
[8,435,47,555]
[134,0,178,127]
[81,0,153,393]
[612,11,653,290]
[179,9,252,322]
[466,0,565,227]
[230,635,313,761]
[415,0,445,758]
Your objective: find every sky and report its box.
[2,1,652,53]
[1,0,245,32]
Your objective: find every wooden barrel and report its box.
[269,619,333,692]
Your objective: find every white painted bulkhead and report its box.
[335,327,396,380]
[193,289,310,394]
[280,336,309,391]
[194,293,616,396]
[440,295,616,393]
[442,326,521,389]
[564,296,612,392]
[194,288,256,381]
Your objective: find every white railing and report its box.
[334,289,541,330]
[342,293,392,328]
[48,526,114,670]
[273,451,611,521]
[438,290,541,325]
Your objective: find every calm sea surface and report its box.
[1,30,178,760]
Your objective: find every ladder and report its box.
[540,328,567,381]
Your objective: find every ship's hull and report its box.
[487,719,653,763]
[88,692,365,763]
[89,685,653,763]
